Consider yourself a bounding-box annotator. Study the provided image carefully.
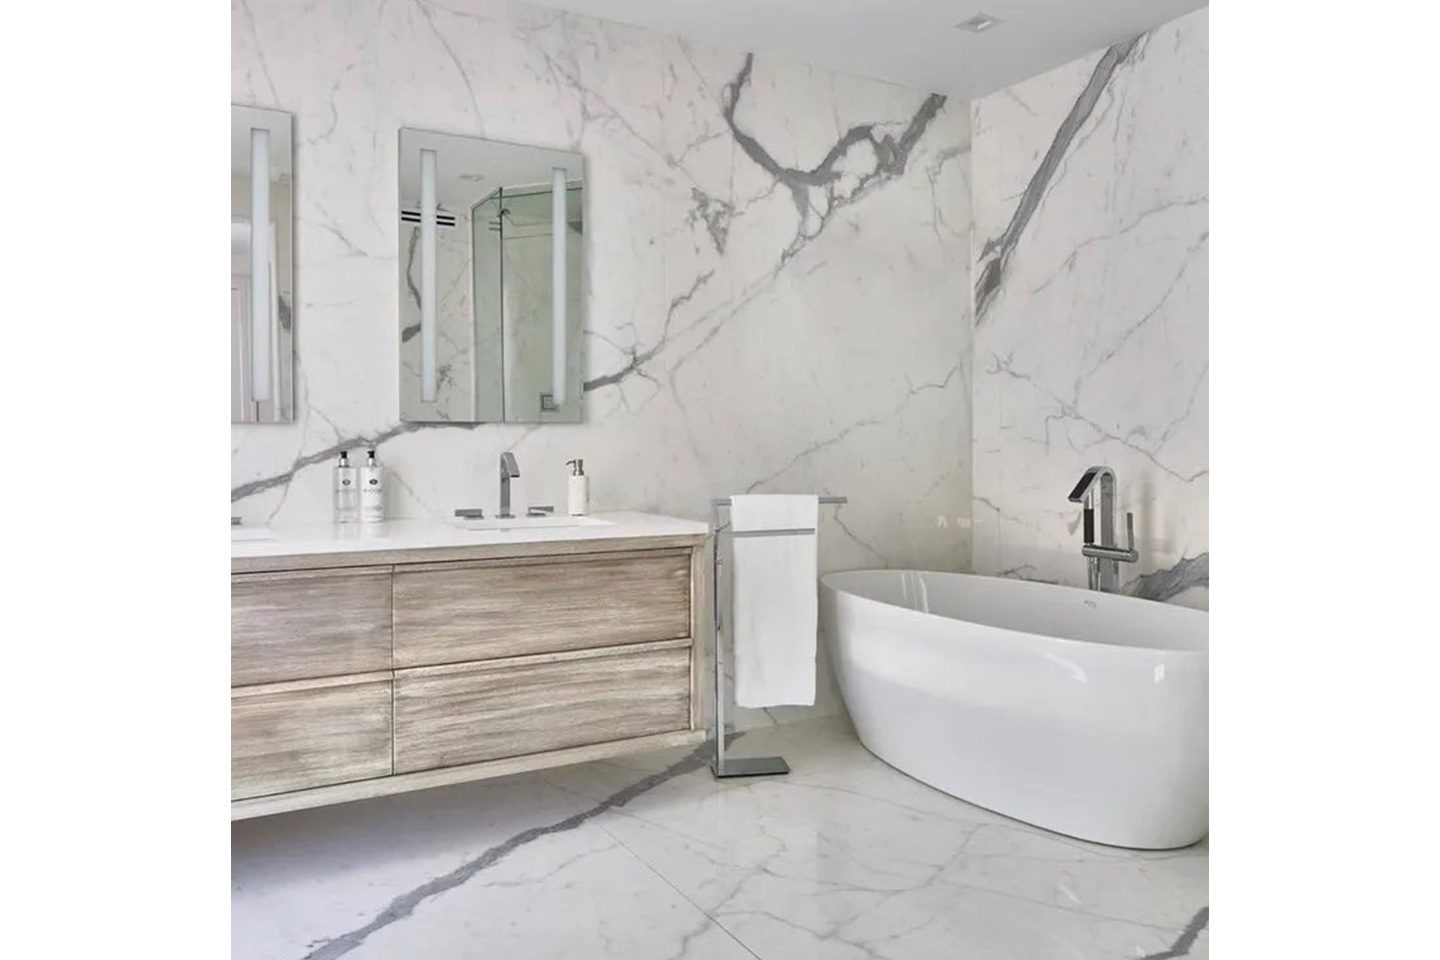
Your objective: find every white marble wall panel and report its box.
[232,0,972,725]
[970,9,1208,607]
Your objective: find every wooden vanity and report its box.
[231,515,708,818]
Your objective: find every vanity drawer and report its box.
[231,568,393,685]
[231,674,393,800]
[392,550,691,667]
[393,644,691,773]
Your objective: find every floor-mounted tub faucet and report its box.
[499,452,521,519]
[1067,466,1139,592]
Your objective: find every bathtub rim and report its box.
[820,568,1208,657]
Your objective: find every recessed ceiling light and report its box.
[956,13,1001,33]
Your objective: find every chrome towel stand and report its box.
[710,495,848,779]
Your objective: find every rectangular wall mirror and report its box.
[398,129,584,424]
[231,105,295,423]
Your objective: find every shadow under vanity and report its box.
[230,516,708,818]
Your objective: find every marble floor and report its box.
[233,718,1208,960]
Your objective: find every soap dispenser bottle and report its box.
[566,459,589,516]
[333,451,359,524]
[359,449,385,524]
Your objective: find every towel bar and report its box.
[709,495,847,778]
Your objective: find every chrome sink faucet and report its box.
[1067,466,1139,592]
[499,452,520,519]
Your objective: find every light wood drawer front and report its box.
[392,551,691,667]
[232,569,392,685]
[231,675,393,800]
[393,646,691,774]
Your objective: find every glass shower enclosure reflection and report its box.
[477,186,583,422]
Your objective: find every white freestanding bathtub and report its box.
[820,570,1208,849]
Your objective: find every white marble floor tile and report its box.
[338,824,754,960]
[233,718,1206,960]
[232,771,596,959]
[789,880,1182,959]
[937,822,1208,929]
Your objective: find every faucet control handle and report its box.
[1082,511,1140,564]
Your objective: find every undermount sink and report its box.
[453,514,614,532]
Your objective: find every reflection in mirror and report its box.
[398,129,584,424]
[231,105,294,423]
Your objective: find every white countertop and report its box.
[230,512,710,560]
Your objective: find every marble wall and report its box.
[232,0,972,724]
[969,8,1208,606]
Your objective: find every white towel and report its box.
[729,494,819,707]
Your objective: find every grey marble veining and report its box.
[230,420,487,503]
[298,740,718,960]
[990,551,1209,608]
[970,9,1208,608]
[233,718,1209,960]
[1128,553,1209,604]
[973,36,1140,324]
[1139,907,1209,959]
[721,53,947,267]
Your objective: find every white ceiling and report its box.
[523,0,1206,97]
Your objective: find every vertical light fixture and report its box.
[250,127,272,403]
[420,147,438,403]
[550,166,567,409]
[268,221,282,416]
